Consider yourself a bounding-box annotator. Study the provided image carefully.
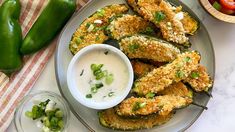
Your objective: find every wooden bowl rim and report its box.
[199,0,235,23]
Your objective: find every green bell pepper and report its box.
[0,0,23,76]
[20,0,76,55]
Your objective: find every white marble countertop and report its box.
[6,0,235,131]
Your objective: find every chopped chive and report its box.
[129,43,140,53]
[91,87,98,93]
[191,72,200,79]
[97,9,105,17]
[105,74,114,85]
[25,111,33,118]
[76,37,82,44]
[96,72,105,80]
[108,92,114,97]
[146,92,155,98]
[95,36,100,41]
[104,50,109,55]
[154,11,166,23]
[95,83,104,89]
[80,69,84,76]
[86,94,92,98]
[176,71,184,78]
[86,23,91,28]
[213,1,221,11]
[184,56,191,62]
[139,102,146,108]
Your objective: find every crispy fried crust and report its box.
[107,14,154,40]
[69,4,128,55]
[181,12,198,35]
[120,35,180,62]
[158,82,193,98]
[115,95,192,117]
[184,65,213,92]
[131,60,155,79]
[133,51,201,96]
[127,0,189,45]
[99,108,173,130]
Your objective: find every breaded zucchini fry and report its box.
[184,65,213,92]
[99,108,173,130]
[115,95,192,117]
[106,14,155,40]
[69,4,128,55]
[133,51,200,96]
[127,0,189,45]
[158,82,193,98]
[180,12,198,35]
[120,35,180,62]
[131,60,155,79]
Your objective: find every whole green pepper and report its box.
[0,0,23,75]
[20,0,76,55]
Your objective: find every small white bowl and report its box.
[67,44,133,110]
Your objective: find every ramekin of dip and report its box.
[67,44,134,109]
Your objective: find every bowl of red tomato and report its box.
[200,0,235,23]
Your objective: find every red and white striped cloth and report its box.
[0,0,89,131]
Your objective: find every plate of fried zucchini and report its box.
[55,0,215,131]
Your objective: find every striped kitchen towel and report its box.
[0,0,89,131]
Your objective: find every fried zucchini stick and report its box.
[69,4,128,54]
[120,35,180,62]
[127,0,189,45]
[98,108,173,130]
[133,51,200,96]
[184,65,213,92]
[106,14,155,40]
[115,95,192,117]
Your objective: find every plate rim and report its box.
[54,0,216,131]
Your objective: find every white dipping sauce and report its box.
[74,49,129,102]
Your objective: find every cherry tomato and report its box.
[220,7,235,14]
[220,0,235,10]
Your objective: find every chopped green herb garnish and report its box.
[55,110,63,118]
[184,57,191,62]
[176,71,184,78]
[80,69,84,76]
[132,102,146,111]
[96,72,105,80]
[146,92,155,98]
[105,74,114,85]
[104,50,109,55]
[213,1,221,11]
[86,94,92,98]
[97,9,105,17]
[76,37,82,44]
[91,87,98,93]
[154,11,166,23]
[95,83,104,89]
[86,23,91,28]
[191,72,200,79]
[142,27,154,34]
[58,120,64,129]
[25,111,33,118]
[129,43,140,53]
[108,92,114,97]
[95,36,100,41]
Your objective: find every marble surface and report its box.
[7,0,235,131]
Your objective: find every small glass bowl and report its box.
[14,91,70,132]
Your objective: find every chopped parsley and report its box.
[191,72,200,79]
[86,23,91,28]
[154,11,166,23]
[129,43,140,53]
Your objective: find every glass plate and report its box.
[55,0,215,131]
